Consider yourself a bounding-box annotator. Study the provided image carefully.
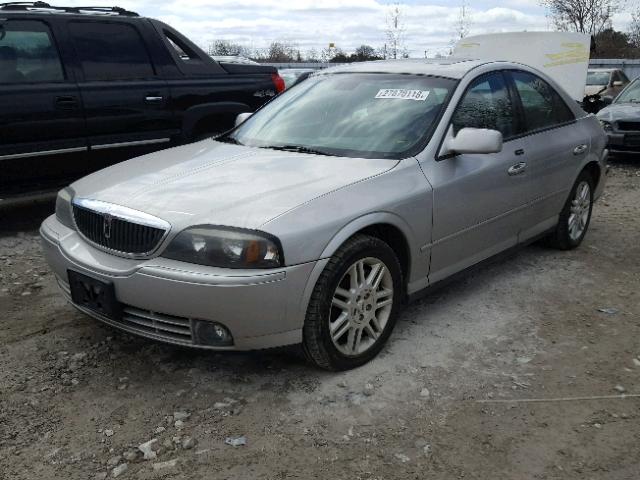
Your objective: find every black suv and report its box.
[0,2,284,195]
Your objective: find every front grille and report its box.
[73,205,165,254]
[116,307,193,344]
[617,121,640,131]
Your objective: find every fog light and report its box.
[193,320,233,346]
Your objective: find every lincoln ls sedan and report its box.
[41,58,607,370]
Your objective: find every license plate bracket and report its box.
[67,270,122,320]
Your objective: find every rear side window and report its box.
[69,21,154,81]
[0,20,64,84]
[511,71,574,132]
[452,72,517,140]
[164,31,201,63]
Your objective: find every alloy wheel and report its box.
[329,257,394,356]
[568,180,591,241]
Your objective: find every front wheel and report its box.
[302,234,403,371]
[546,171,594,250]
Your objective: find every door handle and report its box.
[508,162,527,176]
[55,96,78,110]
[514,148,525,156]
[573,144,588,155]
[145,95,164,103]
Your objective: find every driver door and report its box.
[421,71,529,283]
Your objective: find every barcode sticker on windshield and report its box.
[375,89,430,101]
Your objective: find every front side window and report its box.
[619,70,630,83]
[511,71,574,132]
[69,21,154,81]
[452,72,517,139]
[0,20,64,84]
[226,73,455,159]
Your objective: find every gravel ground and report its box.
[1,162,639,480]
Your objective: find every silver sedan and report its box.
[41,58,607,370]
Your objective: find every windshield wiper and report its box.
[262,144,333,156]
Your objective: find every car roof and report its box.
[0,3,141,18]
[318,58,496,79]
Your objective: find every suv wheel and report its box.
[303,234,403,371]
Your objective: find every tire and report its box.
[302,234,403,371]
[545,170,594,250]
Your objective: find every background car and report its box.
[585,68,629,99]
[0,2,285,196]
[41,58,607,371]
[278,68,316,89]
[597,76,640,155]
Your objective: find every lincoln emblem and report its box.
[103,214,113,240]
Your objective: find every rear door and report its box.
[507,69,587,240]
[67,19,175,151]
[0,17,86,188]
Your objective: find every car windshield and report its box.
[586,71,611,86]
[615,79,640,103]
[224,73,455,159]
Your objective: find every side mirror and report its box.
[442,127,503,156]
[612,80,624,87]
[235,112,252,127]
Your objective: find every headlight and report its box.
[55,187,75,229]
[599,120,613,132]
[162,226,283,269]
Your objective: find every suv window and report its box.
[164,31,201,63]
[69,21,154,81]
[452,72,517,140]
[0,20,64,84]
[511,71,574,132]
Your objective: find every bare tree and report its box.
[265,41,300,62]
[540,0,620,35]
[454,1,472,40]
[449,1,473,54]
[208,39,247,57]
[629,9,640,47]
[385,3,407,59]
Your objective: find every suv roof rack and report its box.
[0,2,139,16]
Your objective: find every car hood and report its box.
[71,140,398,230]
[597,103,640,122]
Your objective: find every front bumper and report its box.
[40,215,317,350]
[605,132,640,154]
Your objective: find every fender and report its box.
[319,211,418,260]
[294,212,422,326]
[181,102,252,139]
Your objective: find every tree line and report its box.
[207,40,386,63]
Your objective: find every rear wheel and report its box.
[302,234,403,371]
[546,171,594,250]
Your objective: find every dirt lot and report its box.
[1,162,639,480]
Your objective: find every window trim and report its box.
[435,69,520,162]
[68,19,158,82]
[0,18,68,84]
[503,69,576,140]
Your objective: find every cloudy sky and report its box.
[64,0,637,56]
